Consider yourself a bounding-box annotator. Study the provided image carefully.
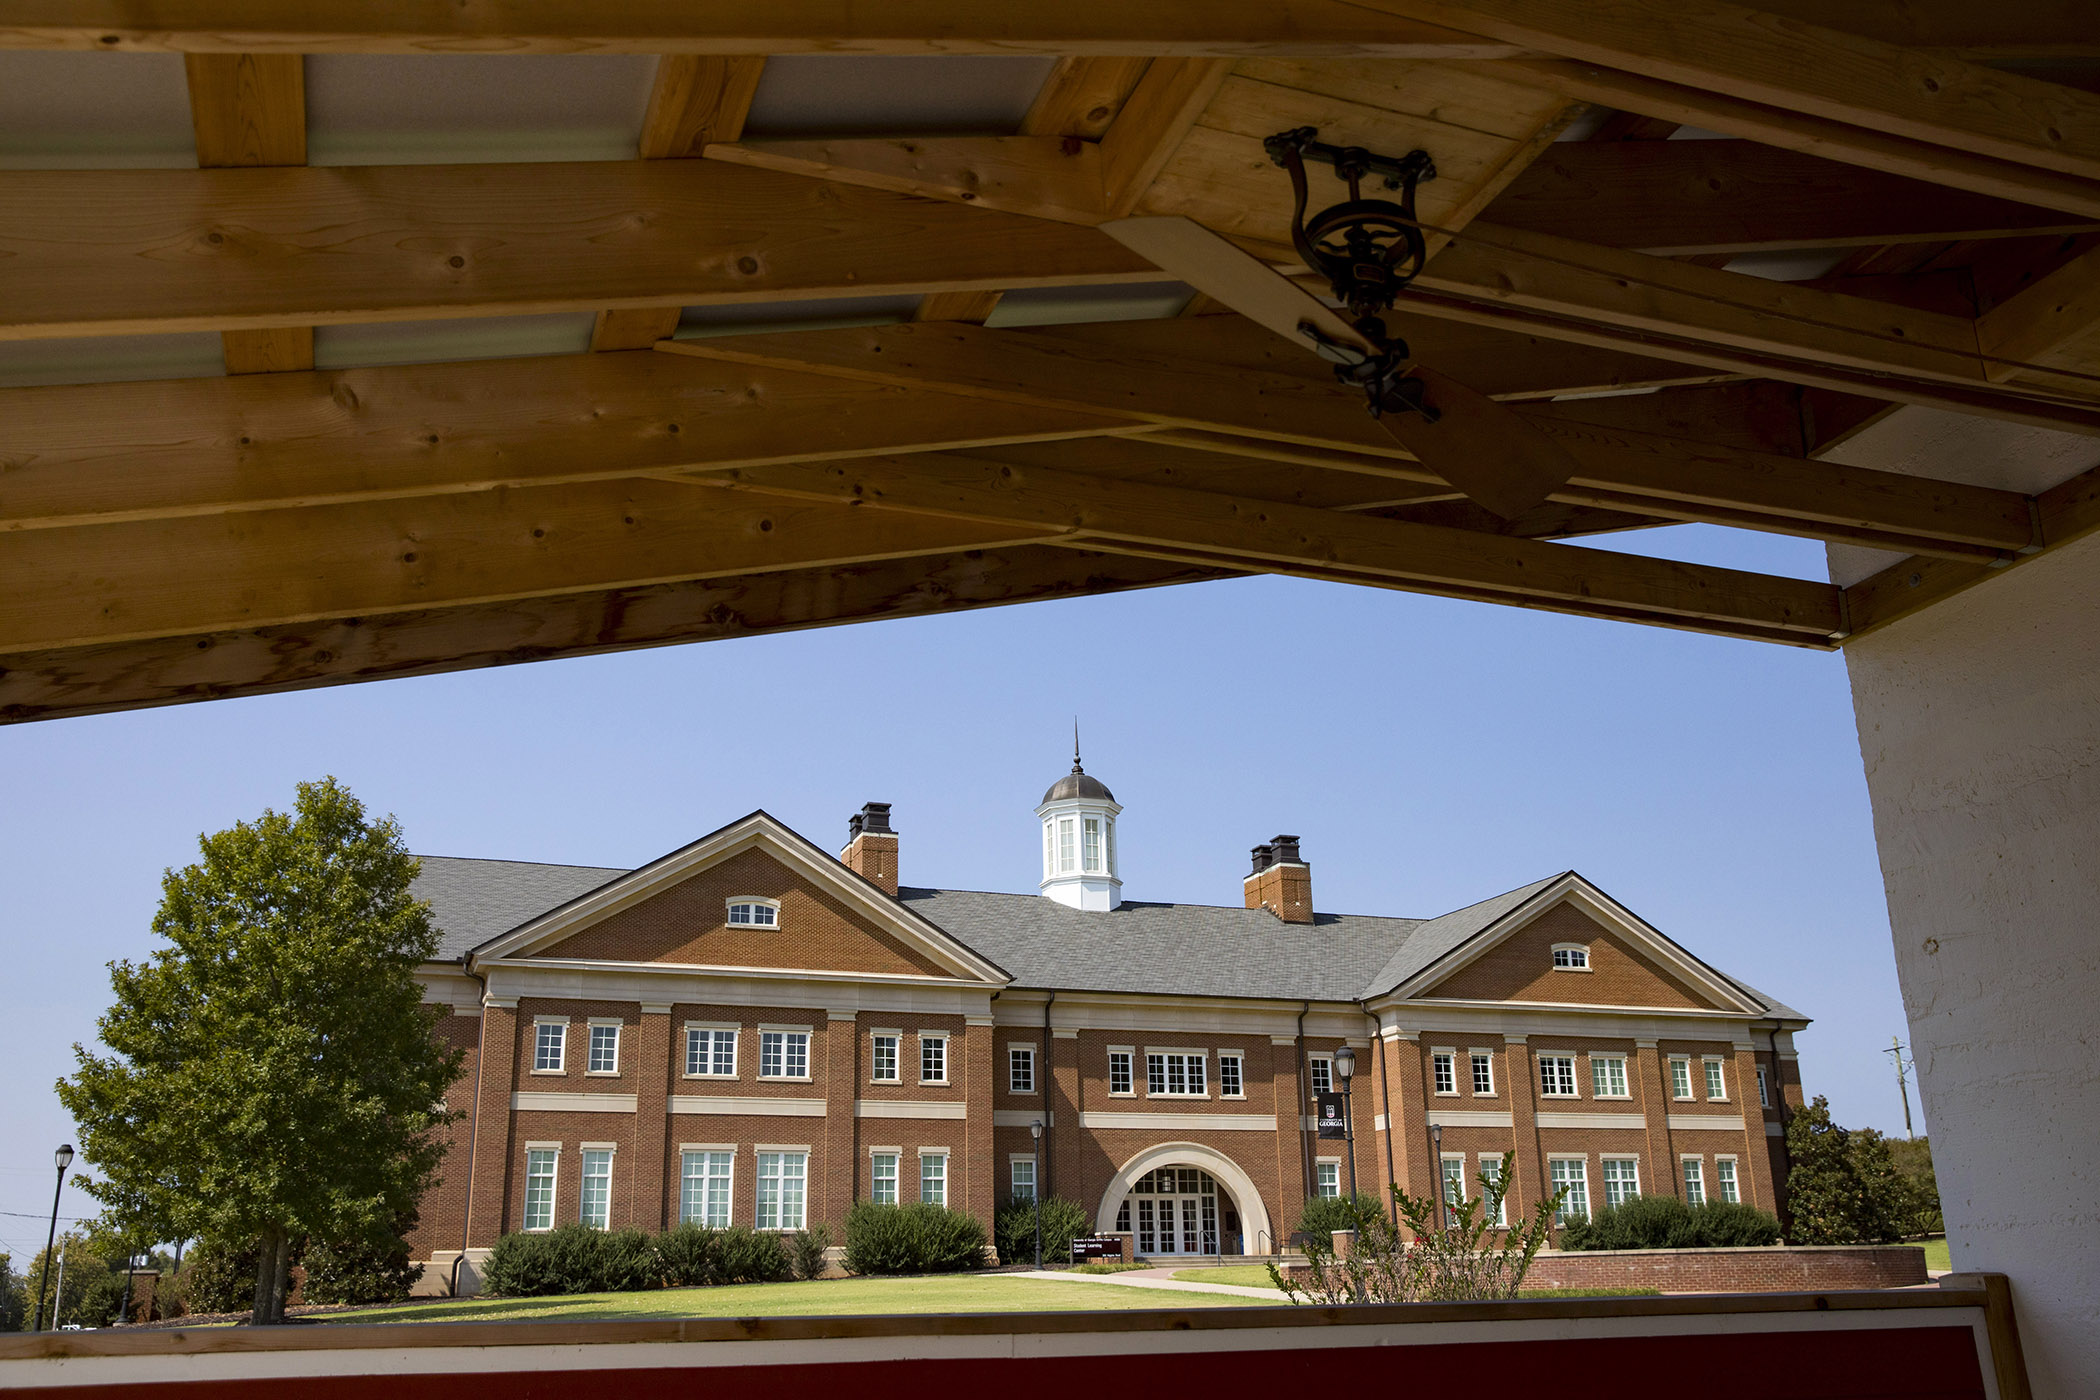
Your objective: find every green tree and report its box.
[1888,1136,1944,1238]
[57,778,463,1324]
[1784,1095,1905,1244]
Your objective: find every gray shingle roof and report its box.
[416,855,624,961]
[897,887,1420,1001]
[407,851,1804,1021]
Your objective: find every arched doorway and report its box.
[1095,1142,1274,1257]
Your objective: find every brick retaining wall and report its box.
[1290,1243,1928,1294]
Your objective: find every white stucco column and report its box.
[1842,530,2100,1397]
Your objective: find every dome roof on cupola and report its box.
[1041,726,1115,805]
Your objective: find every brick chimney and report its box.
[1243,834,1313,923]
[841,802,899,895]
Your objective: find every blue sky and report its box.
[0,525,1917,1251]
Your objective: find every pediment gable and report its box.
[1397,876,1760,1014]
[469,812,1006,986]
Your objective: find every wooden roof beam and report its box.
[1485,140,2100,256]
[654,322,2038,558]
[1350,0,2100,182]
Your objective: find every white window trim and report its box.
[758,1027,815,1083]
[679,1146,735,1228]
[869,1029,902,1084]
[1550,942,1593,972]
[1218,1051,1247,1101]
[1476,1153,1510,1226]
[1668,1055,1695,1101]
[1537,1052,1580,1098]
[918,1031,950,1086]
[918,1148,951,1206]
[1107,1045,1137,1098]
[1715,1154,1742,1204]
[683,1023,741,1080]
[1680,1154,1707,1205]
[1469,1048,1498,1098]
[1144,1048,1211,1099]
[586,1019,624,1077]
[1313,1157,1343,1198]
[522,1145,561,1233]
[1589,1054,1632,1100]
[1703,1055,1731,1102]
[1757,1064,1771,1108]
[1439,1152,1469,1202]
[1308,1053,1335,1097]
[1008,1152,1039,1198]
[1007,1042,1037,1094]
[531,1016,570,1076]
[1548,1154,1591,1223]
[1599,1154,1641,1207]
[754,1146,810,1232]
[1431,1047,1460,1097]
[724,896,782,927]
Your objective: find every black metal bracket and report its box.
[1266,126,1441,425]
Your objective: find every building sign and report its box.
[1316,1092,1348,1139]
[1071,1236,1122,1263]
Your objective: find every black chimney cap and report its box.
[858,802,894,835]
[1270,835,1304,865]
[1249,843,1274,876]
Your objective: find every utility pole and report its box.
[51,1241,68,1329]
[1887,1035,1915,1139]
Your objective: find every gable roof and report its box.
[417,855,625,962]
[461,810,1011,985]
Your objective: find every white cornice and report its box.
[482,962,996,1018]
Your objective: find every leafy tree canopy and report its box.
[1784,1095,1906,1245]
[56,777,464,1320]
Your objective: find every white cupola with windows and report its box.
[1037,738,1122,911]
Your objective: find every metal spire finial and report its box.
[1072,718,1083,773]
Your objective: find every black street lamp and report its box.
[32,1144,72,1333]
[1430,1122,1446,1231]
[1333,1046,1358,1205]
[1029,1119,1044,1268]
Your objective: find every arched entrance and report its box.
[1095,1142,1274,1257]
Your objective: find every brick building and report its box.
[409,756,1807,1291]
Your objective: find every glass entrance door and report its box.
[1116,1167,1221,1255]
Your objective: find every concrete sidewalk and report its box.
[1009,1267,1285,1301]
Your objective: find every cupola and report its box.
[1037,734,1122,911]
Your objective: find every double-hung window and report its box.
[1591,1055,1629,1098]
[757,1151,807,1229]
[920,1152,948,1207]
[1083,816,1102,871]
[1011,1158,1036,1202]
[1219,1053,1244,1098]
[579,1148,613,1227]
[1669,1056,1694,1100]
[1716,1158,1740,1204]
[1146,1051,1204,1096]
[1440,1156,1467,1209]
[1108,1049,1134,1095]
[1550,1158,1590,1223]
[523,1148,557,1230]
[1478,1156,1509,1226]
[1308,1055,1333,1096]
[686,1027,737,1078]
[1601,1157,1639,1208]
[1057,817,1076,873]
[871,1033,899,1083]
[587,1023,620,1075]
[533,1020,566,1073]
[1009,1046,1035,1094]
[680,1150,732,1227]
[1539,1055,1577,1097]
[870,1152,899,1205]
[1681,1157,1706,1207]
[1314,1161,1340,1198]
[1471,1052,1495,1096]
[760,1030,810,1080]
[920,1034,948,1084]
[1757,1065,1771,1107]
[1705,1058,1729,1101]
[1432,1051,1457,1095]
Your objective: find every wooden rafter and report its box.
[1976,245,2100,383]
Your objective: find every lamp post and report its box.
[1030,1119,1044,1268]
[1333,1046,1358,1206]
[32,1144,72,1332]
[1430,1122,1446,1231]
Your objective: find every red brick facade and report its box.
[409,815,1808,1291]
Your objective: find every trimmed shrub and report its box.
[992,1196,1093,1266]
[480,1224,658,1297]
[1292,1193,1384,1242]
[842,1202,988,1275]
[786,1226,833,1281]
[1558,1196,1782,1251]
[653,1224,793,1287]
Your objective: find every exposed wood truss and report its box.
[6,4,2100,720]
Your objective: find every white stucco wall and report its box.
[1843,529,2100,1396]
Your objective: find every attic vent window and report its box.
[727,899,780,927]
[1551,944,1590,971]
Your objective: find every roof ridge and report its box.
[414,853,630,871]
[904,885,1428,921]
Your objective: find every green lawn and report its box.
[1921,1236,1950,1273]
[324,1274,1268,1325]
[1171,1266,1281,1288]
